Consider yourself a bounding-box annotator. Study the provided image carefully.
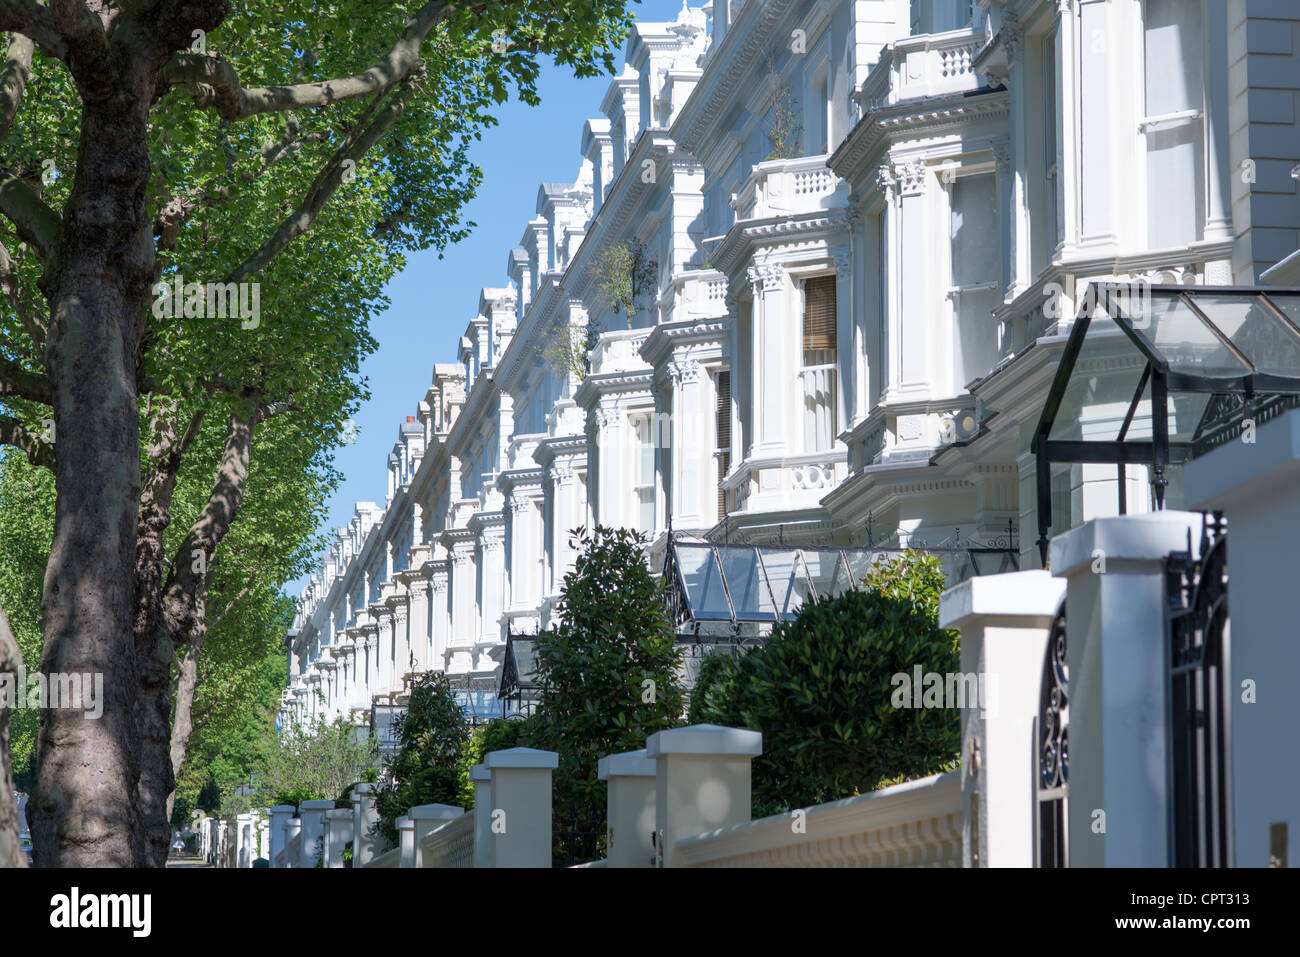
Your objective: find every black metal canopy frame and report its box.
[1033,283,1300,564]
[498,628,539,715]
[662,532,1018,640]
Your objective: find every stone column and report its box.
[749,262,790,454]
[598,749,656,868]
[646,724,762,868]
[373,608,394,695]
[666,358,708,528]
[391,598,411,685]
[547,460,581,594]
[351,783,382,866]
[507,491,540,613]
[323,808,354,868]
[484,748,559,868]
[298,799,334,869]
[1051,510,1204,867]
[430,566,450,670]
[407,577,433,673]
[939,569,1065,867]
[268,805,296,868]
[410,804,465,868]
[449,544,477,673]
[479,530,506,656]
[895,158,930,393]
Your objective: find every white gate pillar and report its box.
[297,799,334,868]
[323,808,354,868]
[351,783,382,866]
[598,749,656,868]
[646,724,761,868]
[940,569,1065,867]
[1051,511,1203,866]
[485,748,558,868]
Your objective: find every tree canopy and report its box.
[0,0,638,866]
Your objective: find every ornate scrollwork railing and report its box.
[1036,600,1068,867]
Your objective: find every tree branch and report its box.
[0,413,52,468]
[157,0,455,121]
[0,31,34,144]
[0,238,47,350]
[49,0,114,83]
[158,394,257,646]
[0,1,71,60]
[224,73,422,283]
[0,170,58,260]
[0,353,50,402]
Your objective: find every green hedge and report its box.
[692,551,961,813]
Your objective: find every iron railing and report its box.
[1035,600,1068,868]
[1166,513,1232,867]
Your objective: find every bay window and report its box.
[801,275,838,453]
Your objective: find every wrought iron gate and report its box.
[1035,600,1069,867]
[1166,513,1233,867]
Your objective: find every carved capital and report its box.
[549,461,575,488]
[988,138,1011,175]
[746,262,784,295]
[894,159,926,196]
[874,164,896,201]
[667,356,701,386]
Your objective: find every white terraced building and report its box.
[282,0,1300,739]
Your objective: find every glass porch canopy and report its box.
[663,539,1018,636]
[1032,283,1300,562]
[498,631,538,714]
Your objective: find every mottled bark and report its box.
[30,88,156,867]
[137,402,255,867]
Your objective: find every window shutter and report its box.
[802,276,837,353]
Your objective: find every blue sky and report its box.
[293,0,687,591]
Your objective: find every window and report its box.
[950,173,1000,387]
[807,61,829,155]
[1142,0,1204,248]
[631,414,656,533]
[715,370,731,519]
[1038,34,1059,271]
[543,487,554,593]
[801,275,838,452]
[911,0,973,34]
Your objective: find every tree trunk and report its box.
[133,407,189,868]
[138,405,255,866]
[166,626,206,821]
[0,603,28,868]
[31,91,155,867]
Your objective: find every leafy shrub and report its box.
[687,650,745,726]
[257,716,377,809]
[456,716,532,809]
[692,551,960,812]
[372,673,469,848]
[529,526,684,859]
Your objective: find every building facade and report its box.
[282,0,1300,733]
